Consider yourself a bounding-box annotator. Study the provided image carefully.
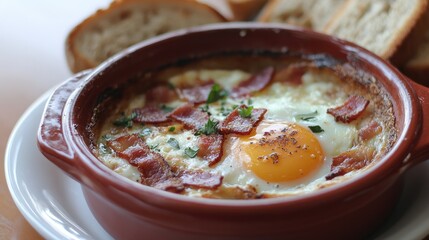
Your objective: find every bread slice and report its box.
[324,0,429,65]
[402,28,429,83]
[66,0,226,73]
[258,0,346,31]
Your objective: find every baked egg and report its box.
[94,54,396,199]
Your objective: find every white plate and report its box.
[5,91,113,240]
[5,91,429,240]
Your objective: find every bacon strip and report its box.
[107,134,183,192]
[359,121,382,141]
[107,134,224,191]
[180,171,223,190]
[327,95,369,123]
[145,85,177,104]
[220,105,267,135]
[169,103,209,130]
[176,80,214,104]
[231,67,275,97]
[197,134,224,166]
[132,105,171,124]
[325,146,375,180]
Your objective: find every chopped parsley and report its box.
[295,111,318,121]
[196,118,218,135]
[238,105,254,118]
[308,125,324,133]
[168,126,176,132]
[149,143,160,151]
[199,104,210,113]
[206,83,228,104]
[220,106,231,116]
[139,128,152,137]
[184,147,199,158]
[101,134,114,141]
[167,138,180,150]
[98,142,111,155]
[113,112,137,128]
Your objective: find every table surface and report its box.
[1,1,429,239]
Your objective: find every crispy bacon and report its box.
[145,85,177,104]
[359,121,382,141]
[180,171,223,190]
[231,67,275,97]
[107,134,141,156]
[169,103,209,130]
[176,80,214,104]
[220,105,267,135]
[326,146,375,180]
[132,105,171,124]
[107,134,183,192]
[197,134,224,166]
[327,95,369,123]
[107,134,224,191]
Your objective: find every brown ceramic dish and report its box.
[37,23,429,240]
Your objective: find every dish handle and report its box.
[37,70,92,182]
[409,81,429,165]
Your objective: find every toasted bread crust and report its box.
[323,0,429,65]
[66,0,226,73]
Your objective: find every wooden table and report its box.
[0,1,110,238]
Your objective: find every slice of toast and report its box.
[258,0,346,31]
[324,0,429,65]
[259,0,429,67]
[66,0,226,73]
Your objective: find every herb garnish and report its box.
[200,104,210,113]
[113,112,137,128]
[238,105,254,118]
[184,147,199,158]
[308,125,324,133]
[295,111,318,121]
[168,126,176,132]
[139,128,152,137]
[101,134,113,141]
[196,118,218,135]
[167,138,180,150]
[98,142,111,155]
[149,143,160,151]
[206,83,228,104]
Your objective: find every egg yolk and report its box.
[239,121,324,182]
